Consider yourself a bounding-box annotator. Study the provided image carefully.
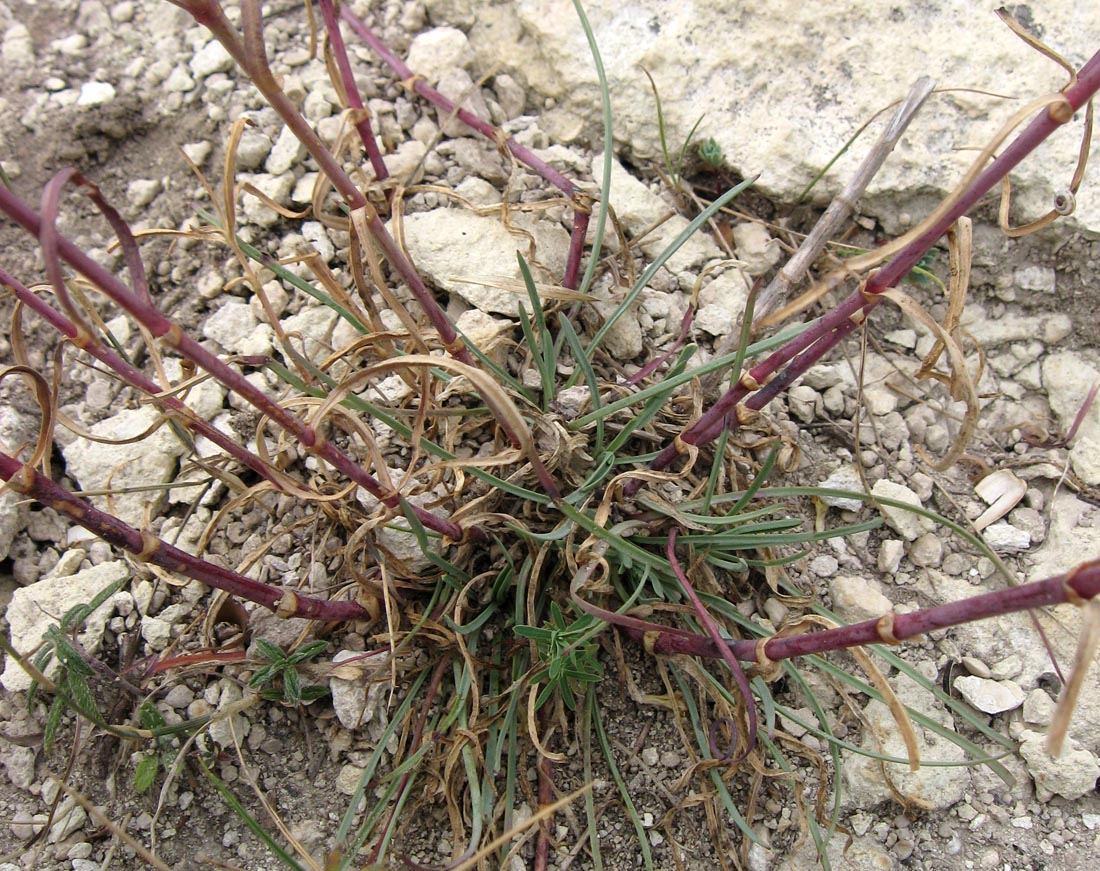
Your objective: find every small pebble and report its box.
[877,539,904,574]
[908,532,943,567]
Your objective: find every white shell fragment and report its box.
[973,469,1027,532]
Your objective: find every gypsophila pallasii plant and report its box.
[2,1,1100,868]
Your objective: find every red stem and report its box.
[644,47,1100,478]
[0,450,368,622]
[172,0,472,363]
[0,182,468,542]
[339,4,592,290]
[316,0,389,184]
[625,558,1100,665]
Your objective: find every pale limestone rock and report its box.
[1023,689,1056,726]
[265,124,308,176]
[871,479,934,541]
[601,157,724,283]
[782,830,896,871]
[189,39,234,79]
[1018,730,1100,801]
[335,764,366,796]
[202,299,262,355]
[436,67,490,137]
[406,27,474,83]
[730,222,781,276]
[235,129,272,170]
[449,2,1100,234]
[818,465,865,511]
[878,539,904,575]
[982,521,1031,551]
[77,81,115,106]
[843,673,970,811]
[2,561,129,692]
[829,575,891,624]
[61,406,190,528]
[953,676,1025,715]
[240,172,294,227]
[456,309,513,362]
[207,680,250,749]
[329,651,389,734]
[1042,351,1100,485]
[965,304,1072,348]
[394,208,566,316]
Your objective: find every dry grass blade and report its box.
[749,75,936,327]
[1048,597,1100,756]
[917,217,972,382]
[0,365,55,472]
[52,779,174,871]
[318,354,561,501]
[449,785,592,871]
[994,6,1093,237]
[848,645,921,773]
[881,288,979,471]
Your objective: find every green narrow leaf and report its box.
[66,672,103,724]
[571,0,613,301]
[199,758,309,871]
[702,427,730,514]
[605,345,695,453]
[133,754,160,793]
[676,113,707,181]
[283,668,302,706]
[517,253,557,411]
[585,176,756,361]
[60,579,126,632]
[253,639,287,663]
[516,302,545,408]
[592,699,654,870]
[297,684,330,704]
[44,695,64,754]
[248,664,282,690]
[198,210,369,335]
[557,315,604,452]
[288,640,328,664]
[48,632,94,677]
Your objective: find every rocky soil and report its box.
[2,1,1100,870]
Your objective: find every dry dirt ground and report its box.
[3,2,1100,871]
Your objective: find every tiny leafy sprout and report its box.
[514,601,604,711]
[132,702,179,793]
[247,639,330,707]
[28,580,124,753]
[698,137,724,168]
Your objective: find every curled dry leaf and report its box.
[973,469,1027,532]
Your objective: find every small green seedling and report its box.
[247,639,330,706]
[698,136,725,168]
[515,601,604,710]
[26,580,125,752]
[132,702,180,793]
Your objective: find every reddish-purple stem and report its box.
[667,529,756,759]
[0,267,292,491]
[642,48,1100,479]
[0,450,368,622]
[316,0,389,185]
[626,304,693,386]
[624,558,1100,665]
[170,0,472,364]
[0,182,468,542]
[339,5,592,290]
